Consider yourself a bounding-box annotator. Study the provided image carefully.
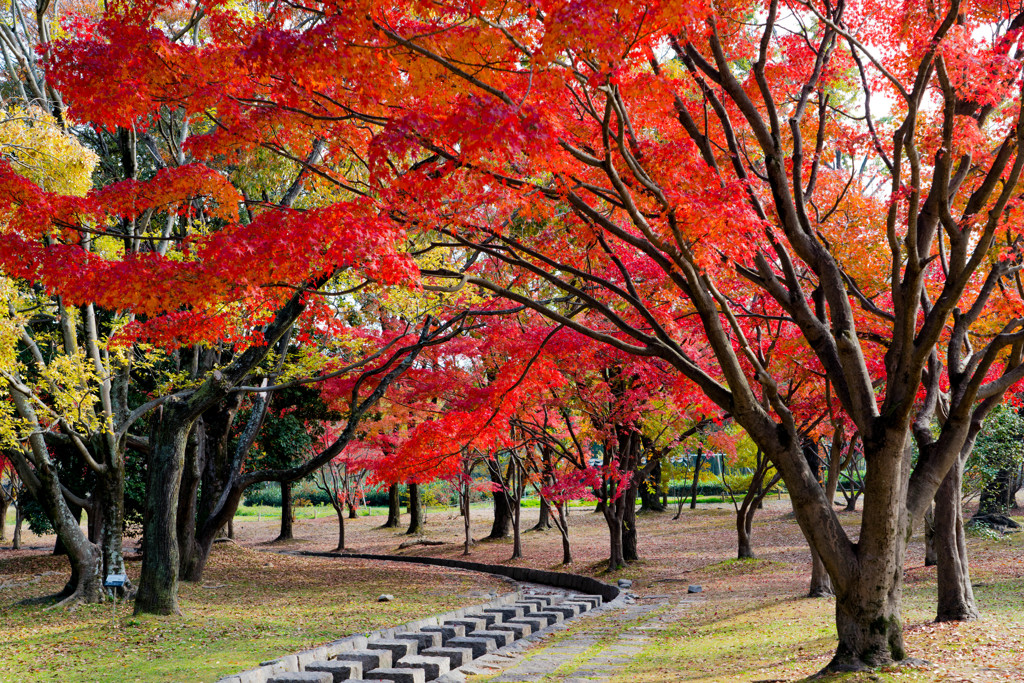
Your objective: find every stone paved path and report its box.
[462,594,702,683]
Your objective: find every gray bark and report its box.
[406,482,423,535]
[277,480,294,541]
[934,454,979,621]
[383,483,401,528]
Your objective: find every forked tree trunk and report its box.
[179,399,240,583]
[934,457,979,621]
[383,483,401,528]
[406,482,423,535]
[816,439,910,672]
[180,483,247,583]
[734,449,779,560]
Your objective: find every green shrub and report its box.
[722,474,753,494]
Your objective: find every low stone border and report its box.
[308,551,622,603]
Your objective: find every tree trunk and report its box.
[53,504,81,556]
[15,470,101,605]
[817,439,910,672]
[177,421,204,576]
[803,438,835,598]
[510,487,522,560]
[531,496,551,530]
[808,545,834,597]
[6,389,104,606]
[486,459,512,539]
[180,482,248,584]
[347,502,358,519]
[830,575,906,671]
[689,448,704,509]
[554,503,572,564]
[737,514,754,559]
[13,501,23,549]
[276,480,294,541]
[622,482,639,563]
[178,399,239,583]
[135,412,192,615]
[734,452,779,560]
[934,457,979,622]
[383,483,401,528]
[334,505,346,552]
[406,482,423,535]
[639,460,666,512]
[0,493,7,542]
[462,482,473,556]
[88,487,103,545]
[923,504,937,567]
[602,505,625,571]
[228,518,234,539]
[98,463,130,597]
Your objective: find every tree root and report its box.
[807,655,932,680]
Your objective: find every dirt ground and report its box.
[2,496,1022,682]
